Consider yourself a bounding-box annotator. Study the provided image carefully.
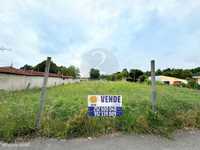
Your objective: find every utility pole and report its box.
[35,57,51,129]
[151,60,157,112]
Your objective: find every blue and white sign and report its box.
[88,95,123,117]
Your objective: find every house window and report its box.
[164,81,170,85]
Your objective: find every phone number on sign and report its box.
[93,106,119,116]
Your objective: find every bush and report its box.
[186,79,200,90]
[138,75,147,83]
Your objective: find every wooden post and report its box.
[151,60,157,112]
[35,57,51,129]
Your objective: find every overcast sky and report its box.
[0,0,200,75]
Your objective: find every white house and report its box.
[149,75,188,85]
[193,76,200,85]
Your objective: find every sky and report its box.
[0,0,200,76]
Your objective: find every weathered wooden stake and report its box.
[35,57,51,129]
[151,60,157,112]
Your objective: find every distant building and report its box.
[149,75,188,85]
[193,76,200,85]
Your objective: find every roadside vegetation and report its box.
[99,68,200,90]
[0,81,200,142]
[20,59,200,89]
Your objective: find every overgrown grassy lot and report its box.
[0,81,200,141]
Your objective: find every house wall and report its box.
[159,76,187,85]
[0,73,80,91]
[197,78,200,84]
[151,76,188,85]
[192,76,200,85]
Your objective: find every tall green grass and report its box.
[0,81,200,142]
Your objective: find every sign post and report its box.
[151,60,157,112]
[88,95,123,117]
[35,57,51,129]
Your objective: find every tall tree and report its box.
[21,60,80,78]
[90,68,100,80]
[191,67,200,75]
[121,68,129,78]
[156,69,162,75]
[129,69,144,82]
[58,65,80,78]
[66,65,80,78]
[34,60,59,73]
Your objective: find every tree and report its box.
[191,67,200,75]
[66,65,80,78]
[121,68,129,79]
[90,68,100,80]
[187,78,200,89]
[144,71,151,76]
[59,65,80,78]
[34,60,59,73]
[58,66,68,75]
[113,72,123,80]
[161,68,192,79]
[138,75,147,83]
[129,69,144,82]
[180,70,192,79]
[20,59,80,78]
[20,64,33,70]
[101,74,114,81]
[156,69,162,75]
[100,74,107,80]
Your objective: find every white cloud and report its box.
[0,0,199,73]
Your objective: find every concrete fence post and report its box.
[151,60,157,112]
[35,57,51,129]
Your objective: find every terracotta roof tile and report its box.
[0,67,72,79]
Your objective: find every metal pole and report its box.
[151,60,157,112]
[35,57,51,129]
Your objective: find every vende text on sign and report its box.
[88,95,123,117]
